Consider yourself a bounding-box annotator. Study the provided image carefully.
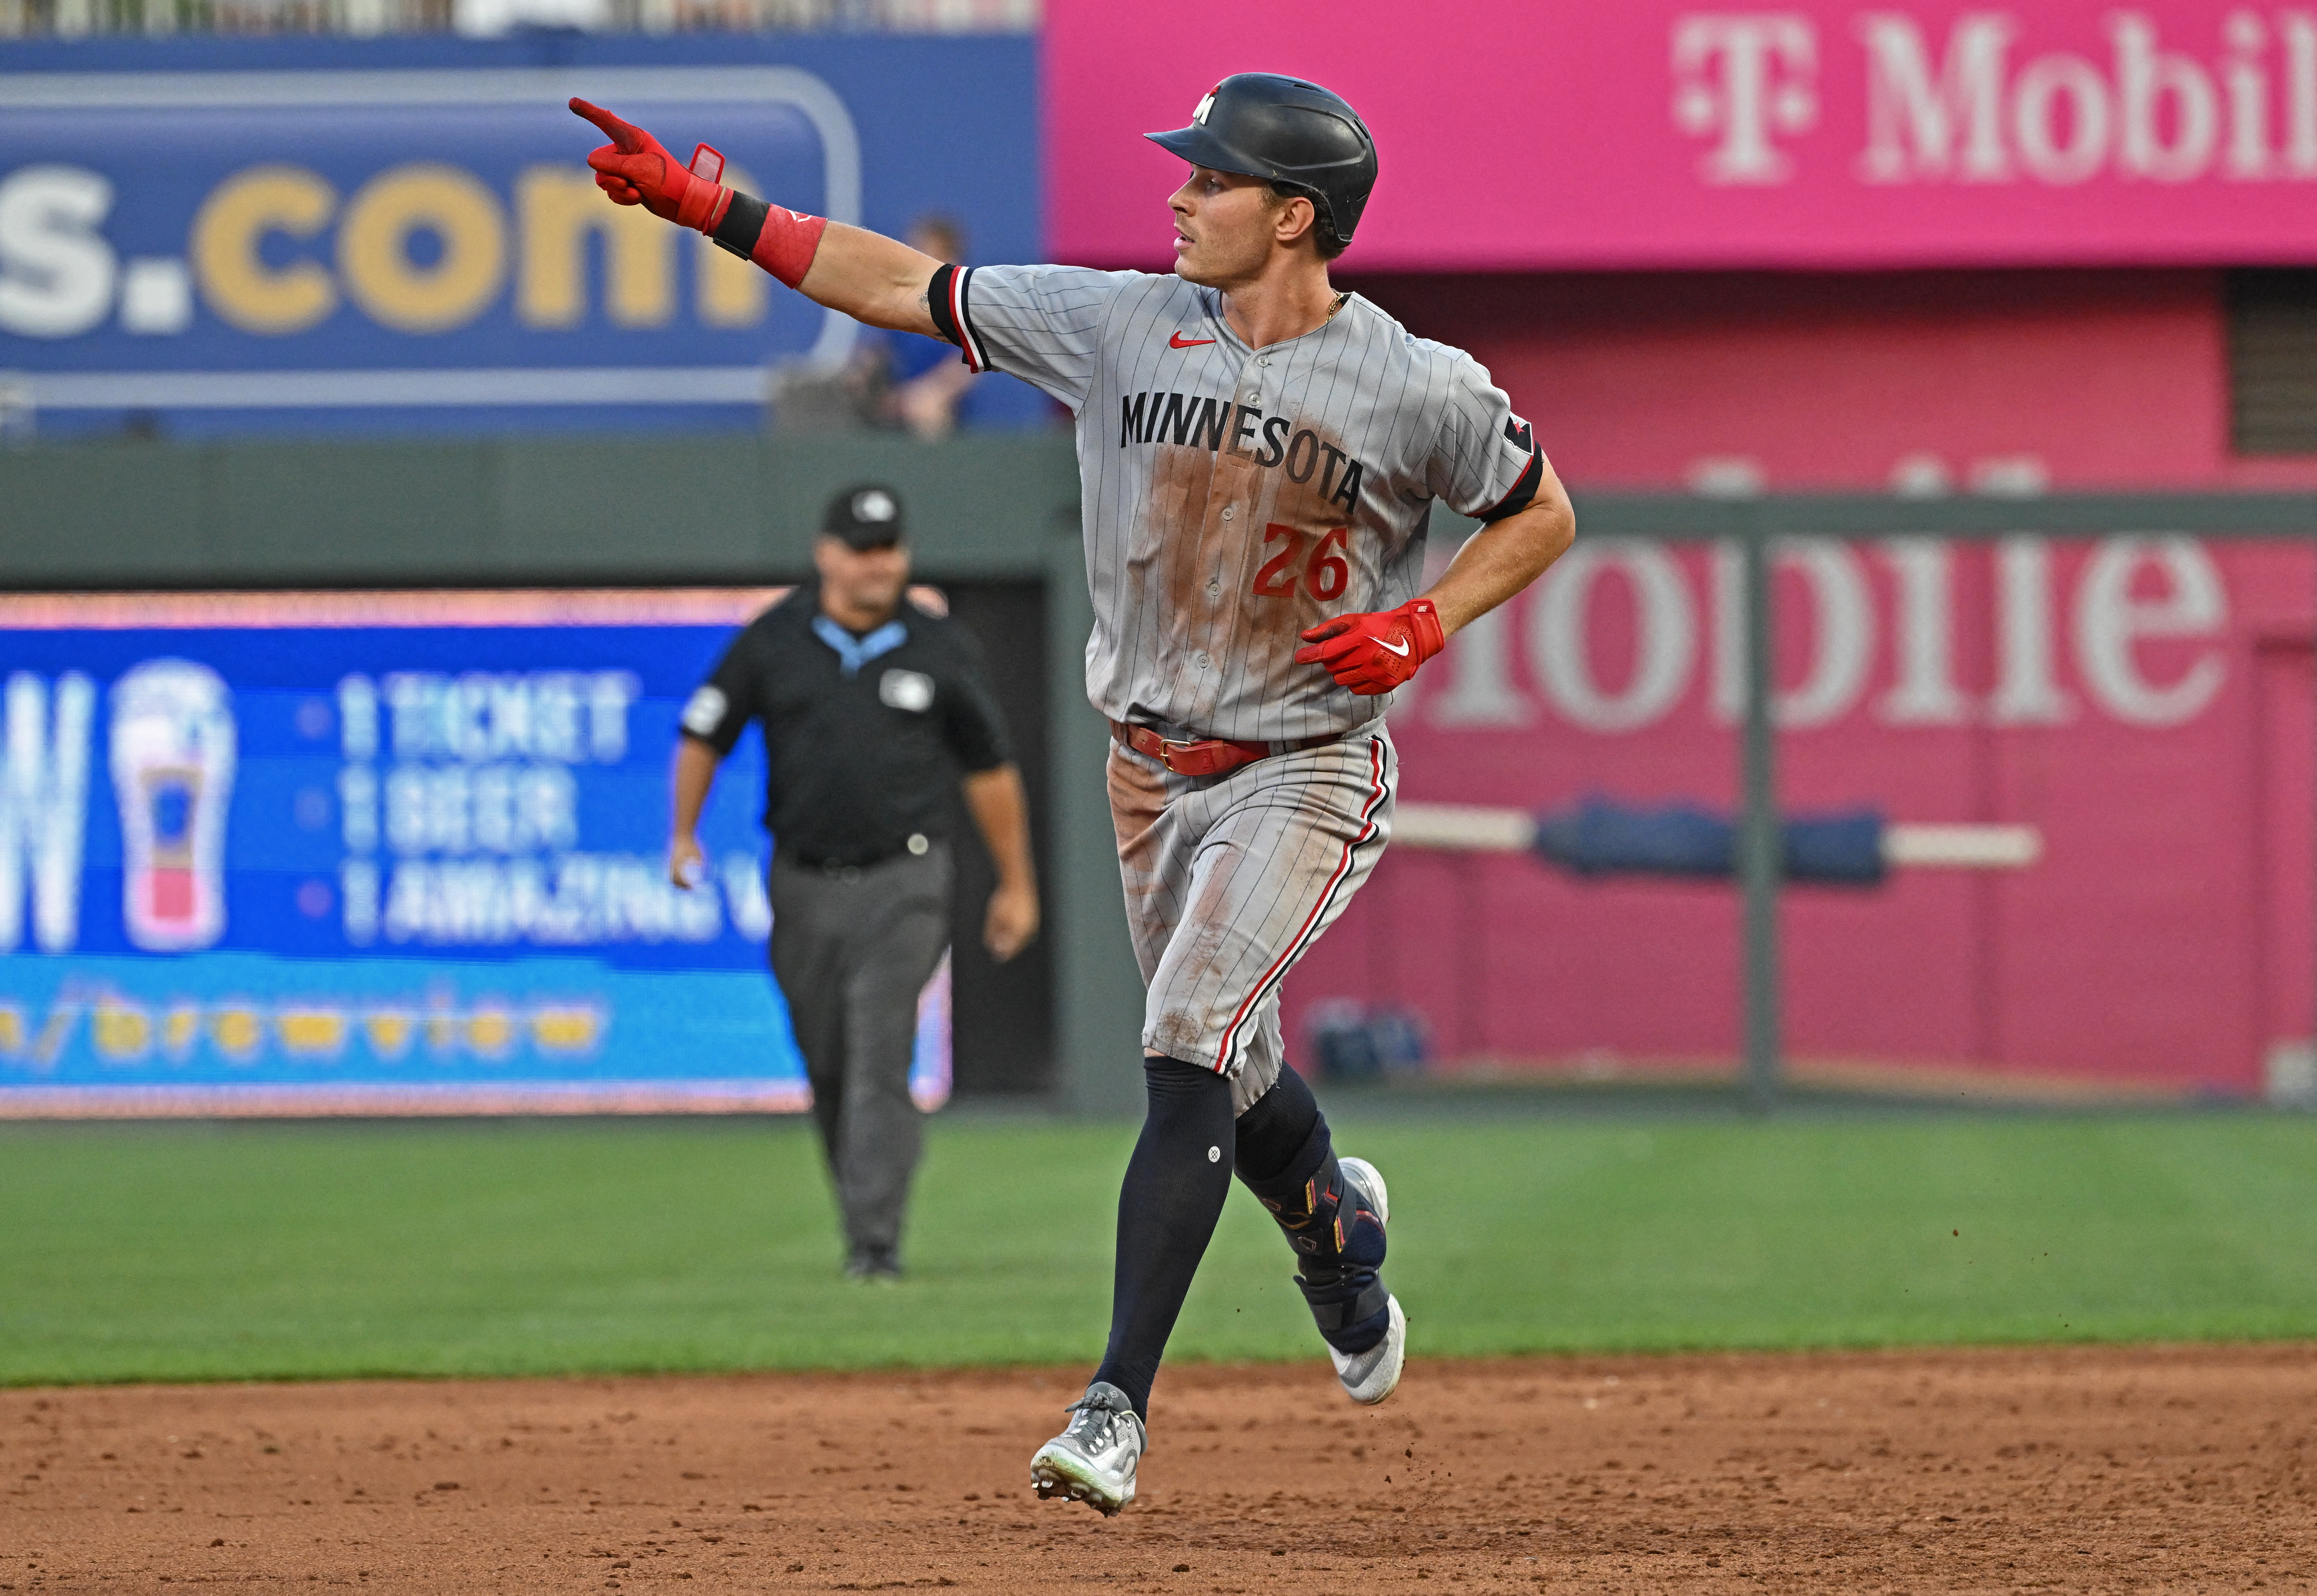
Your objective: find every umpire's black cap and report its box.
[822,483,906,550]
[1146,73,1378,244]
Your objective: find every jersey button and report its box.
[1220,506,1234,520]
[1206,580,1221,597]
[1196,652,1211,669]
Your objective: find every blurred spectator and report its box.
[454,0,608,33]
[876,217,976,441]
[0,0,1035,37]
[771,216,980,439]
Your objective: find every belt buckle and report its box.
[1154,736,1202,776]
[1158,737,1238,778]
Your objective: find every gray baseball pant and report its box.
[769,842,952,1261]
[1108,725,1397,1112]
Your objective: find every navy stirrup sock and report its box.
[1233,1066,1391,1357]
[1091,1057,1235,1422]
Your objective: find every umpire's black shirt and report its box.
[680,584,1013,867]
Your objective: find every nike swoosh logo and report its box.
[1377,638,1412,657]
[1169,332,1216,348]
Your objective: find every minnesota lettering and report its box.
[1118,391,1366,511]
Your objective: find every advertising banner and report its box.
[1284,534,2315,1097]
[0,590,952,1118]
[1047,0,2317,271]
[0,35,1041,436]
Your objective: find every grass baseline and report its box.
[2,1108,2313,1386]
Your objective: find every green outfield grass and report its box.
[2,1108,2313,1386]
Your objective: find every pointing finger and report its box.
[569,97,643,152]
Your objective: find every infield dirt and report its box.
[5,1346,2310,1594]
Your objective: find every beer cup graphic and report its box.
[110,660,236,951]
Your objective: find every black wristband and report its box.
[713,192,768,259]
[926,263,962,347]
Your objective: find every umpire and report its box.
[669,484,1038,1279]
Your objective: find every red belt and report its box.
[1109,719,1346,778]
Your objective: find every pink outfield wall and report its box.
[1262,273,2317,1093]
[1349,269,2317,494]
[1287,539,2316,1096]
[1047,1,2317,272]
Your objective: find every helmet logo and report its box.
[1193,87,1218,125]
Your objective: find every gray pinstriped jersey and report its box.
[942,267,1542,743]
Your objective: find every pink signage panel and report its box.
[1279,539,2316,1096]
[1047,1,2317,270]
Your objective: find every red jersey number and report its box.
[1252,524,1352,602]
[1252,524,1305,598]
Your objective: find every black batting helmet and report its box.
[1146,73,1378,246]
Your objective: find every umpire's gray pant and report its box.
[770,842,952,1260]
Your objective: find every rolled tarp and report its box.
[1529,799,1888,886]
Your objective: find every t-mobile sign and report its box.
[1046,0,2317,270]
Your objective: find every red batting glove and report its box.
[570,97,734,234]
[1295,599,1447,695]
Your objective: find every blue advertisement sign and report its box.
[0,35,1042,436]
[0,590,951,1118]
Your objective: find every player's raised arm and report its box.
[570,98,943,339]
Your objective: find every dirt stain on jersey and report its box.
[1127,417,1399,725]
[1138,440,1217,593]
[1123,441,1220,721]
[1228,418,1372,690]
[1160,421,1364,615]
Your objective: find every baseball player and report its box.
[573,70,1574,1516]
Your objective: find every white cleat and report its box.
[1029,1381,1145,1516]
[1330,1156,1407,1406]
[1331,1292,1407,1405]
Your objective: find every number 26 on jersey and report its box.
[1252,524,1351,602]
